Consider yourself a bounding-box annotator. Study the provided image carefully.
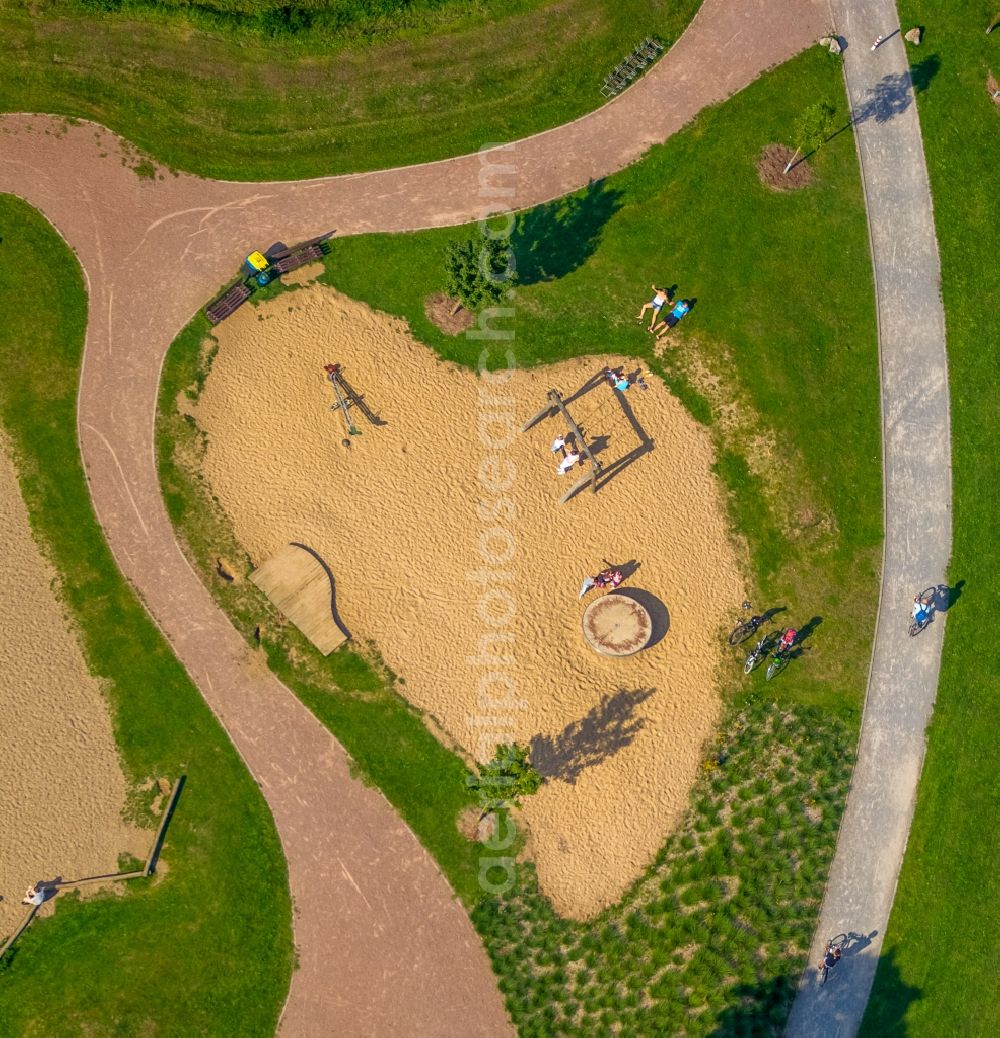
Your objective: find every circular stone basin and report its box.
[582,593,652,656]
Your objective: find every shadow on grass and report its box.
[530,686,654,784]
[710,944,920,1036]
[511,180,623,285]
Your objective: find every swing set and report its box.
[521,368,651,504]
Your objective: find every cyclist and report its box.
[912,591,934,627]
[776,628,797,656]
[818,940,842,977]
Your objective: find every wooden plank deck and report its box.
[250,543,348,655]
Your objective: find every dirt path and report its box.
[0,0,825,1031]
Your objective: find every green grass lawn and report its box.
[0,0,699,178]
[861,5,1000,1033]
[160,46,882,1033]
[0,195,292,1034]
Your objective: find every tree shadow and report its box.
[710,942,919,1036]
[511,179,624,285]
[852,55,941,127]
[529,686,655,784]
[709,972,799,1036]
[612,587,670,647]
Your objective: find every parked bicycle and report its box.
[729,601,766,646]
[909,586,938,637]
[818,934,848,985]
[765,628,797,681]
[744,631,775,674]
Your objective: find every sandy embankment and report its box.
[0,436,146,938]
[194,282,743,917]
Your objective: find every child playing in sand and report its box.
[636,284,670,330]
[557,451,581,475]
[22,884,53,906]
[605,368,632,393]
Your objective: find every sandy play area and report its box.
[0,436,145,938]
[193,280,743,917]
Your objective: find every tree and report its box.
[783,101,837,174]
[444,236,517,315]
[467,743,542,818]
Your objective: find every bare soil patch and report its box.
[424,292,474,335]
[757,143,813,191]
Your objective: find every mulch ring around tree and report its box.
[757,143,813,191]
[424,292,475,335]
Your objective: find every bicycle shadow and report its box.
[932,580,964,612]
[843,929,878,957]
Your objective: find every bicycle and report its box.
[818,933,848,985]
[744,631,775,674]
[729,601,765,646]
[908,586,938,637]
[765,645,792,681]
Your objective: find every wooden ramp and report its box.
[250,543,349,655]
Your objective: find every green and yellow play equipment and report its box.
[206,233,335,325]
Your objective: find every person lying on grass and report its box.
[653,298,691,338]
[636,284,670,329]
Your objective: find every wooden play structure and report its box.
[0,777,184,962]
[324,363,384,440]
[205,233,335,325]
[521,388,603,503]
[250,542,350,655]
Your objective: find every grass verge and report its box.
[0,0,699,178]
[0,195,292,1034]
[862,5,1000,1032]
[159,46,881,1032]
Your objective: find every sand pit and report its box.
[192,283,743,917]
[0,436,146,939]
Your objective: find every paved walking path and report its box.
[0,0,825,1032]
[785,3,951,1035]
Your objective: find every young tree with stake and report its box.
[784,101,837,174]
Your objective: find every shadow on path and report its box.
[851,55,940,127]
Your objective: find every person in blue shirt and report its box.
[654,298,691,337]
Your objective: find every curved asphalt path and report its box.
[0,0,830,1032]
[786,2,951,1035]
